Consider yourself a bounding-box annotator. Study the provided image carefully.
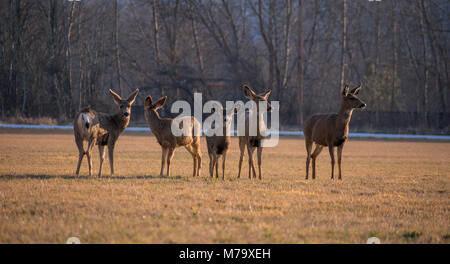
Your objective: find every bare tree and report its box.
[114,0,123,96]
[339,0,347,91]
[296,0,304,125]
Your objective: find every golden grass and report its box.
[0,129,449,243]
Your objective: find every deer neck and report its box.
[256,109,267,138]
[146,110,164,132]
[337,105,353,130]
[112,112,130,132]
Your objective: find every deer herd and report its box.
[74,83,366,180]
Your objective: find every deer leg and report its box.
[311,145,323,180]
[328,146,335,180]
[197,152,202,177]
[222,153,226,180]
[98,145,106,177]
[76,152,84,177]
[108,142,115,175]
[185,144,198,177]
[305,140,313,179]
[193,155,199,177]
[215,154,219,178]
[211,155,216,178]
[237,140,245,178]
[257,147,263,180]
[191,147,198,177]
[337,145,344,180]
[194,143,201,176]
[160,147,168,176]
[166,148,175,177]
[247,145,256,179]
[208,152,213,177]
[75,135,84,176]
[86,138,95,177]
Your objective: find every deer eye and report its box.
[120,105,123,109]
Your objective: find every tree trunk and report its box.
[47,0,63,117]
[371,1,380,124]
[78,3,83,110]
[339,0,347,91]
[390,0,398,111]
[296,0,304,126]
[418,0,428,127]
[420,0,446,114]
[114,0,123,96]
[282,0,293,91]
[66,0,76,115]
[152,0,161,68]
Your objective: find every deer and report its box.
[303,84,366,180]
[205,102,240,180]
[74,108,103,177]
[74,89,139,177]
[144,95,202,177]
[237,84,272,180]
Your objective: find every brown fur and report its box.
[73,89,139,177]
[237,85,272,180]
[206,107,238,180]
[144,95,202,177]
[74,108,102,176]
[303,84,366,180]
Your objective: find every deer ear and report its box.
[154,96,167,109]
[260,89,272,100]
[145,96,152,108]
[109,89,122,105]
[126,89,139,104]
[350,84,362,95]
[243,85,257,99]
[342,84,349,97]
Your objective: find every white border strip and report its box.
[0,124,449,140]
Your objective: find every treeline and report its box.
[0,0,448,132]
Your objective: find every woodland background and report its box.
[0,0,448,133]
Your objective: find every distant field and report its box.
[0,129,449,243]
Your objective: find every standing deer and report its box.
[303,84,366,180]
[144,95,202,177]
[237,85,272,180]
[206,103,240,180]
[74,89,139,177]
[74,108,103,177]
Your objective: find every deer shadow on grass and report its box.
[97,175,183,180]
[0,174,183,180]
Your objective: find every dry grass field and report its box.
[0,129,449,243]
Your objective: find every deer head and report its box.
[144,95,167,112]
[243,84,272,112]
[341,84,366,110]
[211,102,241,128]
[109,89,139,119]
